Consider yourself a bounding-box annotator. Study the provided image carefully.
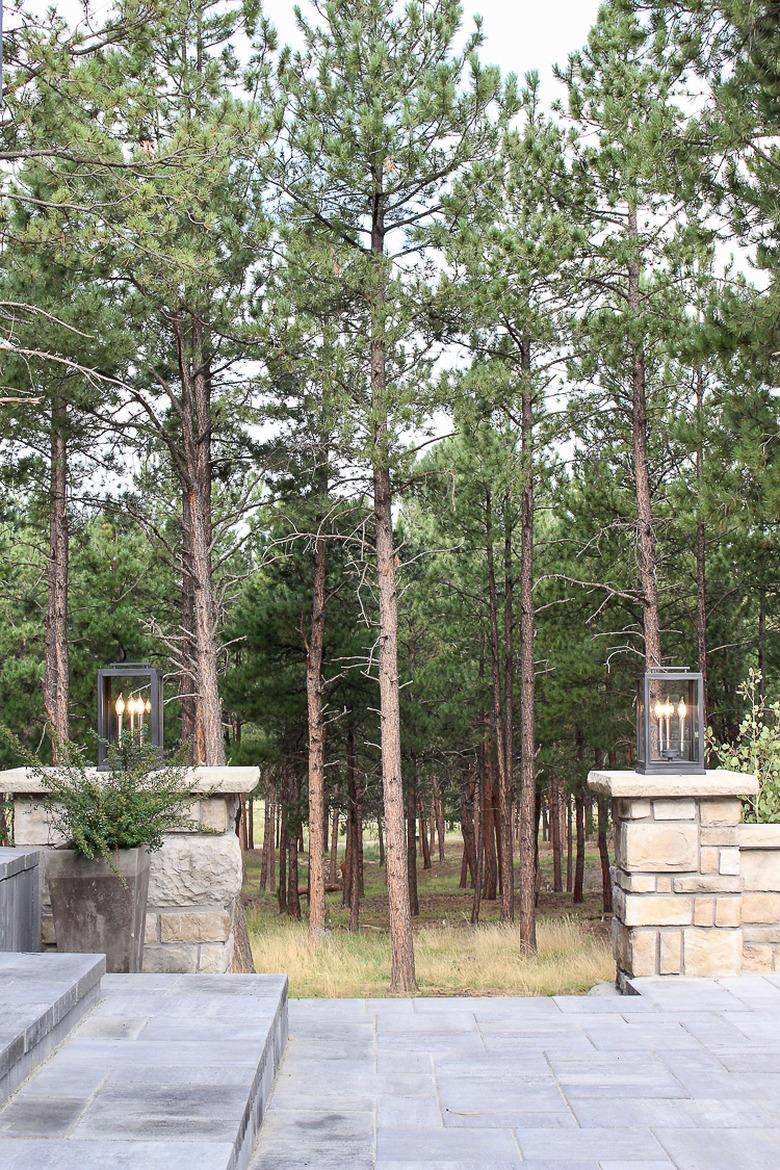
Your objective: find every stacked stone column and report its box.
[588,769,759,987]
[0,765,258,975]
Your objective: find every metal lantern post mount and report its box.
[97,662,164,769]
[636,667,705,775]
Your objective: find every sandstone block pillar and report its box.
[588,768,758,988]
[0,765,258,974]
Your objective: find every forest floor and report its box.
[242,830,613,997]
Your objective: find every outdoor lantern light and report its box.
[97,662,163,769]
[635,667,705,775]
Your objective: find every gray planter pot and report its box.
[46,846,150,973]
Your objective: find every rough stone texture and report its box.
[654,798,695,820]
[700,798,743,826]
[147,832,242,909]
[622,894,692,927]
[743,892,780,923]
[160,910,231,944]
[141,943,199,974]
[3,772,252,976]
[590,769,780,982]
[683,928,742,977]
[741,849,780,892]
[658,931,682,975]
[619,821,698,873]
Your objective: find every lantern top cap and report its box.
[640,666,700,677]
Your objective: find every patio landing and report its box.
[250,975,780,1170]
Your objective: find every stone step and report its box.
[0,971,288,1170]
[0,952,106,1106]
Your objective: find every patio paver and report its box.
[249,975,780,1170]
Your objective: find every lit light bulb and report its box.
[677,698,687,720]
[115,694,126,716]
[144,698,152,715]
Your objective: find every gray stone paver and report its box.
[249,976,780,1170]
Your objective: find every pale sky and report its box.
[55,1,603,97]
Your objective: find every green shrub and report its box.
[0,729,197,862]
[708,670,780,824]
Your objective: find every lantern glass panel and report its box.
[636,669,704,775]
[97,663,163,768]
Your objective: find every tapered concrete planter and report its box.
[46,846,150,973]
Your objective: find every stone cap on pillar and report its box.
[0,765,260,797]
[587,768,758,799]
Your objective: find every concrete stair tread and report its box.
[0,953,105,1098]
[0,971,288,1170]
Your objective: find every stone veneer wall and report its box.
[609,792,745,983]
[587,770,780,985]
[12,790,244,974]
[740,823,780,972]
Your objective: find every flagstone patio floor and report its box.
[249,974,780,1170]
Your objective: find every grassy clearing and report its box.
[243,820,613,997]
[246,913,613,998]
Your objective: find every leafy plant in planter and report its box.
[708,670,780,824]
[1,730,197,971]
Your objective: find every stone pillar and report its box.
[0,766,258,974]
[588,769,758,987]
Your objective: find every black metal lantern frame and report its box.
[97,662,164,769]
[636,667,705,775]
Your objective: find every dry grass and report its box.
[247,913,613,998]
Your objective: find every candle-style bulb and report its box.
[678,698,687,719]
[144,698,152,715]
[115,694,126,716]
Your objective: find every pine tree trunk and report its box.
[406,761,420,917]
[238,795,247,882]
[573,791,586,905]
[486,489,514,920]
[550,778,563,893]
[370,191,415,992]
[261,788,275,893]
[329,800,340,885]
[43,416,69,758]
[566,797,573,894]
[470,756,483,925]
[436,790,446,862]
[349,800,360,933]
[597,794,613,914]
[278,800,288,914]
[481,748,498,901]
[419,799,432,869]
[175,313,224,765]
[459,774,477,887]
[306,530,328,936]
[695,368,709,733]
[627,207,662,669]
[518,339,537,950]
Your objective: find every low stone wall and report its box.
[739,823,780,972]
[587,769,779,985]
[0,767,257,974]
[0,846,40,952]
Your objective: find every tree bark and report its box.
[406,760,420,917]
[419,799,432,869]
[329,799,340,885]
[377,814,385,866]
[459,773,477,888]
[436,789,446,862]
[550,778,563,893]
[278,799,288,914]
[175,312,224,764]
[566,796,573,894]
[627,207,662,669]
[481,746,498,901]
[43,416,70,758]
[261,787,275,893]
[485,488,514,921]
[470,755,484,925]
[518,338,537,950]
[695,367,709,732]
[306,529,328,936]
[597,794,613,914]
[573,791,586,905]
